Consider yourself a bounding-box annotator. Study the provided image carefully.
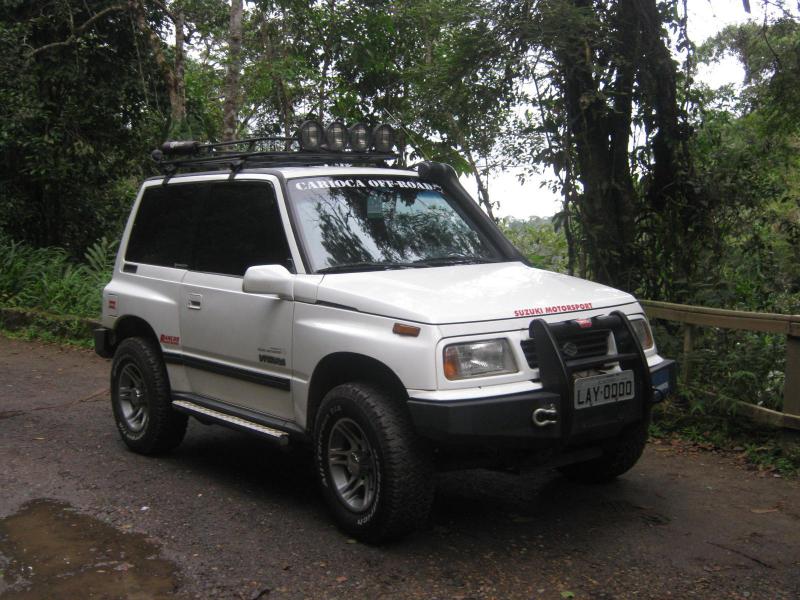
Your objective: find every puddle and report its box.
[0,499,182,599]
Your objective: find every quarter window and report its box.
[126,184,202,268]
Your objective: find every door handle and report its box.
[187,293,202,310]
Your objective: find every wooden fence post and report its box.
[682,324,694,385]
[785,335,800,418]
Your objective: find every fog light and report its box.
[325,121,348,151]
[372,123,394,152]
[349,123,370,152]
[298,120,324,151]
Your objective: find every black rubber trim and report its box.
[93,327,114,358]
[162,351,291,391]
[316,300,360,312]
[171,391,306,438]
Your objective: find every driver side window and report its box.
[193,181,293,276]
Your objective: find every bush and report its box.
[0,234,116,318]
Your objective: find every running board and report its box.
[172,399,290,446]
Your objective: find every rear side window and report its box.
[126,184,203,268]
[193,182,291,276]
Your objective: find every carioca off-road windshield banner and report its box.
[291,177,443,192]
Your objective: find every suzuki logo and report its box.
[561,341,579,357]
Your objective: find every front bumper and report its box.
[408,359,675,445]
[93,326,114,358]
[408,311,676,446]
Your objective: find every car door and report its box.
[178,179,296,421]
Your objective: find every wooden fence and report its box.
[640,300,800,431]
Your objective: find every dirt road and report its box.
[1,336,798,599]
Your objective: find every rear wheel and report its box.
[559,415,650,483]
[314,382,434,543]
[110,337,187,455]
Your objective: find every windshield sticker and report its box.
[293,179,442,192]
[514,303,594,317]
[367,195,383,218]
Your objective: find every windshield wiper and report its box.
[412,255,504,267]
[317,261,415,274]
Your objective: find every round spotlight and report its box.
[372,123,395,153]
[348,122,371,152]
[298,120,324,151]
[325,121,348,151]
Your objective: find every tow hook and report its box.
[532,404,558,427]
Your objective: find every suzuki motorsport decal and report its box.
[514,302,594,317]
[293,178,442,192]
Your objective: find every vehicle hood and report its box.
[316,261,637,325]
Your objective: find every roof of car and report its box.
[144,165,419,183]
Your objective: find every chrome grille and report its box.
[520,329,610,370]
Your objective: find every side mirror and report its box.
[242,265,294,300]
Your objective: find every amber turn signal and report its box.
[392,323,420,337]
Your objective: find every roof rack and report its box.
[151,132,399,179]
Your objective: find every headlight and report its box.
[631,318,654,350]
[443,339,517,380]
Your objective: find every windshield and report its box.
[288,176,504,273]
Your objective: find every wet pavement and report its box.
[0,500,181,599]
[1,335,799,599]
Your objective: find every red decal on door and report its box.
[160,334,180,345]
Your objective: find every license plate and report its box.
[574,370,635,410]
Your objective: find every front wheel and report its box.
[313,382,434,543]
[558,415,650,484]
[110,337,187,455]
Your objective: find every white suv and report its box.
[95,124,675,542]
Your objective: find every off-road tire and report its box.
[110,337,187,455]
[558,415,650,484]
[313,382,434,543]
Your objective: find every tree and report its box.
[0,0,165,252]
[497,0,703,297]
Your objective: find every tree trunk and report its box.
[549,0,645,290]
[222,0,244,142]
[174,8,186,127]
[130,0,184,129]
[317,0,335,121]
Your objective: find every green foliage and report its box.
[500,217,568,272]
[0,234,115,318]
[643,10,800,422]
[0,0,165,256]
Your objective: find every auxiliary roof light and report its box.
[372,123,395,153]
[298,120,324,151]
[325,121,348,152]
[348,123,370,152]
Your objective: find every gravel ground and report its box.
[1,335,799,600]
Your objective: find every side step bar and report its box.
[173,399,290,446]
